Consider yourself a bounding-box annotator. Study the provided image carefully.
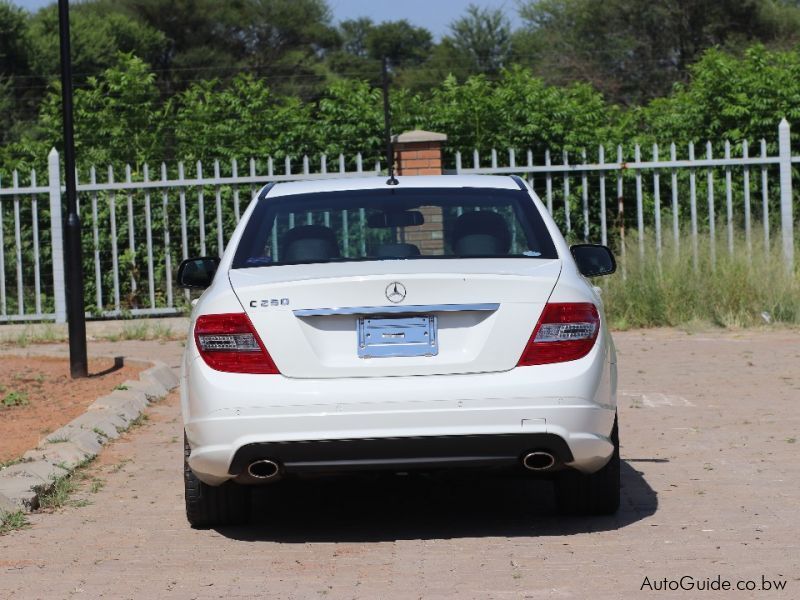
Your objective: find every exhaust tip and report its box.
[247,459,281,480]
[522,451,556,471]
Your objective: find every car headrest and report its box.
[375,243,421,258]
[451,211,511,256]
[281,225,340,263]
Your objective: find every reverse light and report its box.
[194,313,280,374]
[517,303,600,366]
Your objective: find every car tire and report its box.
[184,433,250,528]
[555,415,620,515]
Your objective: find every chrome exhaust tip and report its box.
[522,451,556,471]
[247,459,282,480]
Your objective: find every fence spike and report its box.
[742,139,752,255]
[705,140,716,268]
[724,140,733,255]
[670,142,679,256]
[653,143,661,257]
[598,145,607,246]
[778,118,794,271]
[545,149,552,214]
[760,138,769,256]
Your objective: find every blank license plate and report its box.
[357,315,438,358]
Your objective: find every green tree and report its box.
[241,0,339,97]
[366,20,432,66]
[327,18,380,83]
[26,2,167,84]
[173,74,318,162]
[641,45,800,146]
[328,18,434,87]
[447,4,511,76]
[514,0,800,104]
[0,1,36,143]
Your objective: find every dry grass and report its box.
[603,231,800,329]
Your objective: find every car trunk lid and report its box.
[229,258,561,378]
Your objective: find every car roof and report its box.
[267,175,522,198]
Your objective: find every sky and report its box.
[11,0,515,40]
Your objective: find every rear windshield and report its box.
[232,187,557,268]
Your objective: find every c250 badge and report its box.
[250,298,290,308]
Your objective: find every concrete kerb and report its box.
[0,360,178,515]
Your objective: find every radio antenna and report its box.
[382,56,399,186]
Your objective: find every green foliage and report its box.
[514,0,800,105]
[26,2,167,83]
[423,66,619,161]
[1,1,800,323]
[447,4,512,75]
[366,19,432,66]
[641,45,800,146]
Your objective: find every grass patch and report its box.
[101,320,179,342]
[116,413,149,435]
[1,457,23,469]
[37,458,96,511]
[37,474,78,510]
[1,390,29,409]
[603,232,800,329]
[110,458,132,473]
[0,510,29,535]
[0,324,65,348]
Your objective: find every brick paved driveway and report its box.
[1,330,798,599]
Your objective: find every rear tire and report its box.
[184,433,250,528]
[555,415,620,515]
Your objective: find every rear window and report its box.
[232,187,557,268]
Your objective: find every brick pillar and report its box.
[392,130,447,253]
[392,130,447,176]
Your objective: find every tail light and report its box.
[194,313,280,374]
[517,303,600,366]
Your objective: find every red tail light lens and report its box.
[194,313,280,374]
[517,303,600,366]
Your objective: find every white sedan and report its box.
[179,175,618,527]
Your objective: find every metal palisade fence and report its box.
[0,121,797,324]
[453,119,796,272]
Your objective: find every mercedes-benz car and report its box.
[178,175,618,527]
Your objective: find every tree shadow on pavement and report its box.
[217,460,658,542]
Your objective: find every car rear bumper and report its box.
[182,346,616,485]
[227,433,576,478]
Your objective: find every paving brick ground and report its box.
[1,328,798,599]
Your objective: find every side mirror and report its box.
[177,257,220,289]
[570,244,616,278]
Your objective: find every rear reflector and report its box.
[517,303,600,366]
[194,313,280,374]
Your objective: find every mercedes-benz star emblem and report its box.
[385,281,407,303]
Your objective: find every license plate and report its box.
[357,315,438,358]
